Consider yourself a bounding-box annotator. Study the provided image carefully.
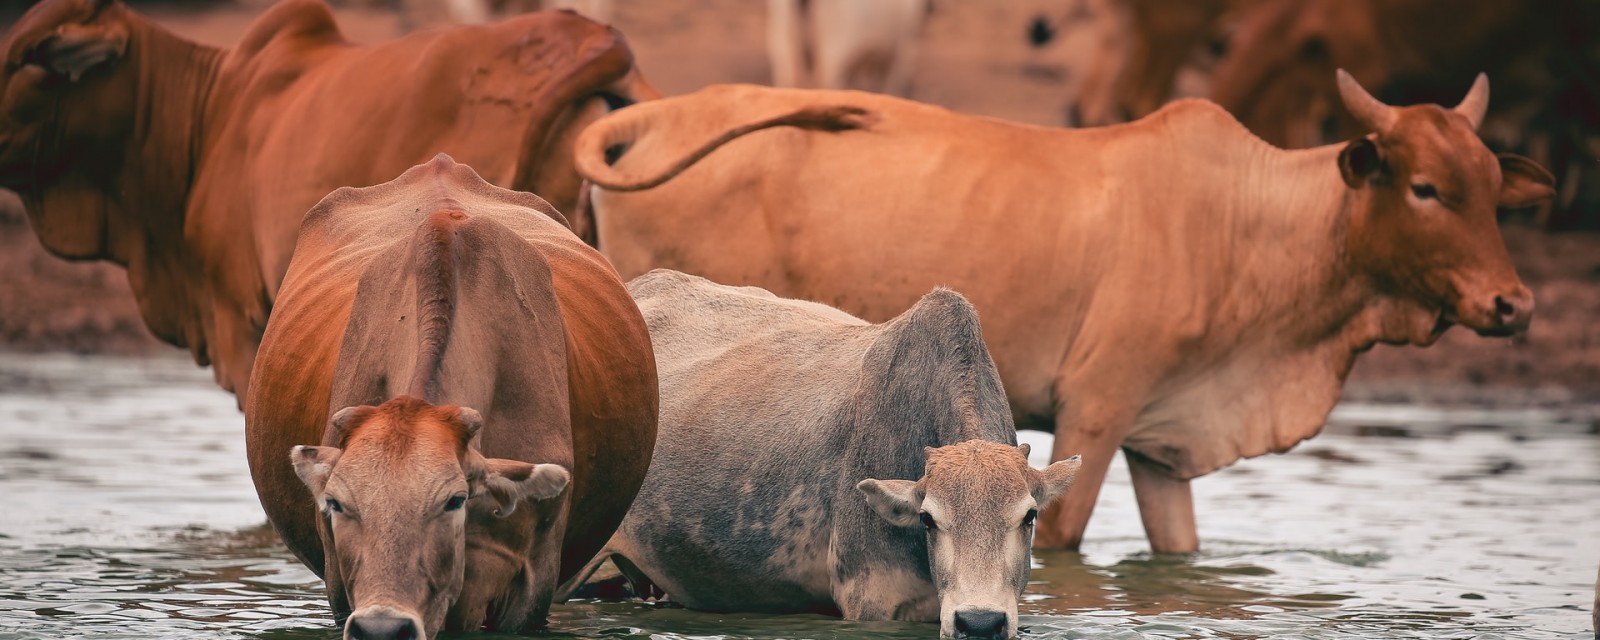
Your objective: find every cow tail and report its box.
[512,21,639,198]
[573,102,876,193]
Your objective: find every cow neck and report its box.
[1218,142,1431,356]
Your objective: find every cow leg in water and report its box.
[1125,448,1198,553]
[507,507,566,632]
[834,570,936,622]
[1033,403,1132,550]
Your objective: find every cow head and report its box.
[1333,69,1554,341]
[290,397,569,640]
[857,441,1081,639]
[0,0,142,257]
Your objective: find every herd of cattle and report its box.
[0,0,1564,638]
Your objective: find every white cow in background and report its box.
[768,0,932,96]
[397,0,613,32]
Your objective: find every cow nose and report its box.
[346,612,419,640]
[954,608,1008,639]
[1493,290,1533,332]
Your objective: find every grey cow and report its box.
[572,270,1082,639]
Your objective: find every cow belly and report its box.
[1125,343,1349,478]
[614,487,838,613]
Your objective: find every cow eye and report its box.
[444,494,467,512]
[1022,509,1038,528]
[1410,182,1437,200]
[325,498,343,514]
[920,512,937,530]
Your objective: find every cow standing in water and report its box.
[572,270,1080,639]
[569,71,1554,554]
[253,155,657,637]
[0,0,654,398]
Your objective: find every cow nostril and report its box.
[347,613,419,640]
[954,609,1008,639]
[1493,295,1517,322]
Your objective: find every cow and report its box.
[251,154,658,637]
[568,72,1556,554]
[569,270,1080,639]
[767,0,932,96]
[1027,0,1246,127]
[0,0,656,399]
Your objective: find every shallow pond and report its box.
[0,353,1595,639]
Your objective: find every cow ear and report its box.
[1337,137,1386,188]
[474,459,570,518]
[1496,153,1555,210]
[290,445,343,496]
[1032,454,1082,505]
[33,22,128,82]
[856,479,923,527]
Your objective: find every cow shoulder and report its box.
[852,289,1011,446]
[1140,98,1271,147]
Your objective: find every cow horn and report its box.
[456,407,484,438]
[1453,73,1489,130]
[1335,69,1396,134]
[330,406,360,432]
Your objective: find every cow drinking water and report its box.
[570,270,1080,639]
[253,155,657,637]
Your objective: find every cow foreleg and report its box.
[1033,408,1125,550]
[1125,449,1198,554]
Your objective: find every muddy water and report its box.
[0,353,1595,639]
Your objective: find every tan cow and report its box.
[0,0,655,399]
[255,155,657,637]
[570,73,1554,553]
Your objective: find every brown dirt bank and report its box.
[1,0,1596,402]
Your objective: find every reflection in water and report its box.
[0,353,1595,638]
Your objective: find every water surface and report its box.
[0,353,1594,639]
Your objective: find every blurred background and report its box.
[2,0,1596,403]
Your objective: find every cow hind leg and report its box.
[1125,448,1198,554]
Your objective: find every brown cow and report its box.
[1028,0,1248,127]
[254,155,657,637]
[0,0,655,399]
[569,73,1554,554]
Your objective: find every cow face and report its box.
[0,0,138,257]
[290,397,569,640]
[857,441,1081,639]
[1334,70,1554,342]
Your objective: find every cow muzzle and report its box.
[1464,287,1534,337]
[345,605,424,640]
[952,607,1010,639]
